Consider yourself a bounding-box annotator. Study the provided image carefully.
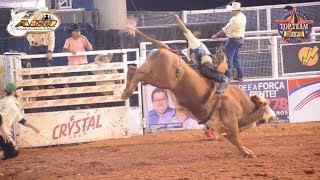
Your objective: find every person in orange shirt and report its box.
[63,23,93,66]
[62,24,93,107]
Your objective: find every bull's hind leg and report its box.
[223,117,257,158]
[121,63,149,100]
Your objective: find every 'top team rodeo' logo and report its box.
[6,8,61,37]
[276,7,313,43]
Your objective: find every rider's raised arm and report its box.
[171,13,201,49]
[170,13,188,34]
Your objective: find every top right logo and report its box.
[276,7,314,43]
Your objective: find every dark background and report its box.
[126,0,319,11]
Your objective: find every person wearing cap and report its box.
[284,5,294,12]
[63,23,93,66]
[26,7,55,68]
[0,83,40,160]
[211,2,247,82]
[171,13,229,95]
[91,53,120,95]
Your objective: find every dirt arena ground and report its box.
[1,122,320,179]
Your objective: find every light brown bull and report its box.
[121,27,277,158]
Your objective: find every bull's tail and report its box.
[123,26,171,50]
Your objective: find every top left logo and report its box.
[6,8,61,37]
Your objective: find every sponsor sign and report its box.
[7,9,61,37]
[288,77,320,123]
[282,42,320,74]
[145,85,204,132]
[232,80,289,122]
[276,7,313,43]
[18,107,130,147]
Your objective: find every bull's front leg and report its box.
[121,63,149,100]
[222,117,257,158]
[125,66,137,89]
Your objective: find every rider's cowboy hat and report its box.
[94,53,113,62]
[226,2,241,11]
[67,23,82,33]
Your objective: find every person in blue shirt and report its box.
[148,88,174,125]
[158,109,203,129]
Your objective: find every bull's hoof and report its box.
[121,90,133,100]
[244,153,257,158]
[242,147,257,158]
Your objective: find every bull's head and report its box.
[250,94,277,125]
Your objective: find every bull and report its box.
[121,27,277,158]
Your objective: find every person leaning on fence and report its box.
[211,2,247,82]
[26,7,55,70]
[62,23,93,66]
[62,23,93,109]
[0,83,40,160]
[92,53,120,96]
[171,13,229,95]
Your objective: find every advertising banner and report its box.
[19,107,130,147]
[145,85,204,132]
[281,42,320,74]
[232,80,289,122]
[288,77,320,123]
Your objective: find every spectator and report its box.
[284,5,294,12]
[63,23,93,66]
[158,109,201,129]
[148,88,174,125]
[92,53,119,95]
[62,23,93,109]
[26,7,55,69]
[211,2,247,82]
[0,83,40,160]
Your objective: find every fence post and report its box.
[266,8,271,30]
[181,10,187,23]
[270,36,279,78]
[311,28,316,42]
[139,42,147,63]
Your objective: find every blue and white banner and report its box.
[232,80,289,122]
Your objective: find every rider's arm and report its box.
[171,13,201,49]
[171,13,188,34]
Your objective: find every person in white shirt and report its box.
[211,2,247,82]
[0,83,39,160]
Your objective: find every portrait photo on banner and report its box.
[145,85,204,132]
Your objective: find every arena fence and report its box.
[128,2,320,31]
[2,49,144,148]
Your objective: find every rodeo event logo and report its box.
[276,7,313,43]
[6,8,61,37]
